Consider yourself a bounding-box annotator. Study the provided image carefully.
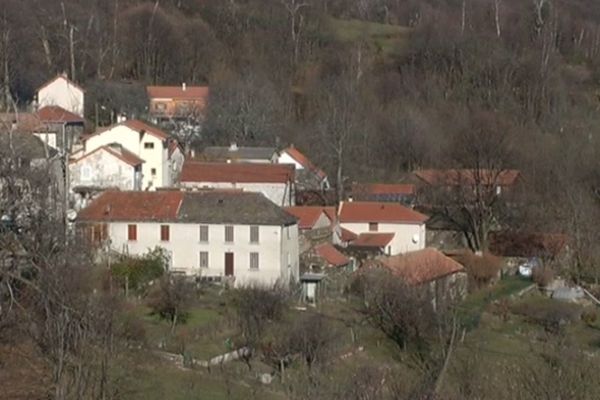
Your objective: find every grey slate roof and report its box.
[0,133,58,159]
[201,146,277,161]
[178,191,298,226]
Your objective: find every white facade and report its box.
[311,212,333,230]
[180,181,294,206]
[37,75,84,117]
[106,221,300,287]
[70,149,141,191]
[84,124,171,190]
[278,152,303,170]
[340,222,426,254]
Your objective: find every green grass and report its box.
[327,17,412,57]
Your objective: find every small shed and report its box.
[300,273,326,304]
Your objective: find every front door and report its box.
[225,253,234,276]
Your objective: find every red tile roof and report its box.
[281,146,327,179]
[377,248,465,285]
[36,105,84,124]
[340,227,358,242]
[122,119,170,140]
[315,243,350,267]
[351,233,395,248]
[180,161,295,184]
[338,201,428,224]
[86,119,170,142]
[78,191,184,222]
[284,206,334,229]
[414,169,520,187]
[147,85,209,101]
[352,183,415,196]
[70,144,144,167]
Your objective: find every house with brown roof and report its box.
[199,144,278,164]
[34,105,85,151]
[366,248,468,305]
[69,143,144,207]
[278,145,330,191]
[77,190,300,287]
[82,119,183,190]
[179,161,295,206]
[351,182,416,205]
[37,73,85,118]
[413,168,521,197]
[338,201,428,255]
[147,84,209,122]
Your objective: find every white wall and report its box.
[34,132,57,149]
[106,221,299,287]
[312,212,332,230]
[181,181,294,206]
[278,152,303,170]
[70,149,138,190]
[84,125,167,189]
[38,77,84,117]
[279,224,300,284]
[340,222,426,254]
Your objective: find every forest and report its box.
[1,0,600,399]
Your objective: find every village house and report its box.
[34,105,85,151]
[278,145,330,191]
[147,84,209,122]
[338,201,428,255]
[366,248,467,307]
[413,168,521,198]
[198,144,278,164]
[81,119,183,190]
[179,161,296,206]
[76,190,299,287]
[36,73,85,118]
[350,182,416,206]
[69,144,144,208]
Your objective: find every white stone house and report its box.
[82,119,182,190]
[69,143,144,208]
[179,161,295,206]
[278,145,330,191]
[37,74,85,118]
[338,201,428,255]
[199,144,278,163]
[77,191,300,287]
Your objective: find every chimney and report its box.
[182,82,187,91]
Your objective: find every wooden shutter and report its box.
[199,225,209,242]
[225,226,234,243]
[160,225,170,241]
[128,224,137,241]
[250,226,259,243]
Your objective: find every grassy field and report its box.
[121,277,600,398]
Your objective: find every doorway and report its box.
[225,252,234,276]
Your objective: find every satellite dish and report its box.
[412,234,420,244]
[66,209,78,222]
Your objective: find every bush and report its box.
[532,267,554,288]
[453,252,503,290]
[146,276,194,331]
[111,247,166,294]
[229,284,288,345]
[581,308,598,326]
[511,298,582,334]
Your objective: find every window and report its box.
[144,142,154,149]
[127,224,137,241]
[160,225,170,241]
[369,222,379,232]
[81,165,93,181]
[199,225,209,242]
[225,225,234,243]
[250,226,259,243]
[250,252,259,270]
[199,251,208,268]
[151,168,157,176]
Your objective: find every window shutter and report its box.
[128,224,137,241]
